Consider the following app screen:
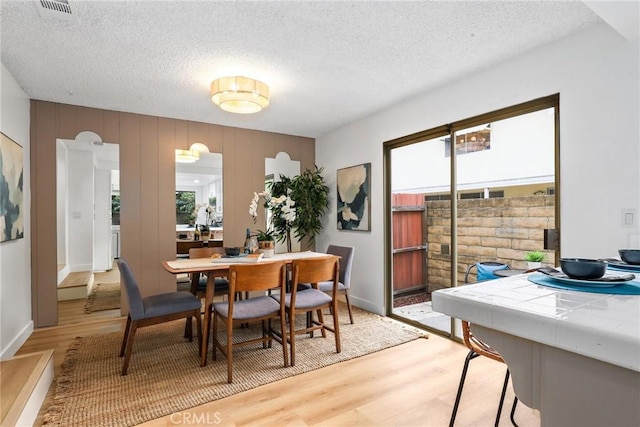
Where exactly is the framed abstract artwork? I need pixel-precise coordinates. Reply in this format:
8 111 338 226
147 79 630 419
337 162 371 231
0 132 24 242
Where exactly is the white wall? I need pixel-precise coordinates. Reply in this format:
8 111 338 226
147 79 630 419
316 23 640 314
67 150 94 272
56 142 68 267
93 168 112 271
0 63 32 358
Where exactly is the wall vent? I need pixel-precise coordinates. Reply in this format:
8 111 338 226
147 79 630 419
35 0 77 22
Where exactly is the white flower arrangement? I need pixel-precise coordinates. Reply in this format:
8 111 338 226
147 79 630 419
193 203 215 226
249 191 296 224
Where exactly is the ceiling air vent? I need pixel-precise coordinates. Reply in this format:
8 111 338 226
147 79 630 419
35 0 77 22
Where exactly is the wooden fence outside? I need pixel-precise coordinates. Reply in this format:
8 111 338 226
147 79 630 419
392 194 555 295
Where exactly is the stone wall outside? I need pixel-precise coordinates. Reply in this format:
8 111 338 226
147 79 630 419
426 195 555 292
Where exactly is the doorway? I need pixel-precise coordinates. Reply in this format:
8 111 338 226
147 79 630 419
385 95 560 338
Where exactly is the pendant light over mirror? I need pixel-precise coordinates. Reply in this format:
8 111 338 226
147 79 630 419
175 142 210 164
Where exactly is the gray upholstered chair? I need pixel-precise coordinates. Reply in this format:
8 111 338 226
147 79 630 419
273 255 341 366
212 260 288 383
117 259 202 376
298 245 355 323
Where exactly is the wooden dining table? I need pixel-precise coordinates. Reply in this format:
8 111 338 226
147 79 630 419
162 251 333 367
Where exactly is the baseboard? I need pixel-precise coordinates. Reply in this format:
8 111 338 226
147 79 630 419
57 265 70 286
70 264 93 273
350 295 384 316
0 321 33 360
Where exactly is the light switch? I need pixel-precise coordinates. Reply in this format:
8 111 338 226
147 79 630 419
622 209 636 227
625 212 634 225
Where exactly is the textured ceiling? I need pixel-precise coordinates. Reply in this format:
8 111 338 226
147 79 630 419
0 1 610 138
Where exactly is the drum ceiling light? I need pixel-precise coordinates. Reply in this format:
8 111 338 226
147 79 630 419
210 76 270 114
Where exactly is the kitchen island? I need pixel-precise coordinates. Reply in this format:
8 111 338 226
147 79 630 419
432 273 640 427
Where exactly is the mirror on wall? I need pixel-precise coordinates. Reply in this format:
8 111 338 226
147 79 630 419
56 134 119 290
265 151 300 253
176 152 223 244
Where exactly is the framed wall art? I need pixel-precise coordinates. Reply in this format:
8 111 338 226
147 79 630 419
337 162 371 231
1 132 24 243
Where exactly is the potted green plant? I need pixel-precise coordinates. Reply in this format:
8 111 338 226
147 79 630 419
256 229 276 248
255 229 276 257
270 166 329 248
525 250 546 269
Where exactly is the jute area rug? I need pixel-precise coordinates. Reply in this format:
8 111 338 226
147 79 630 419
43 304 427 427
84 281 191 313
84 282 121 313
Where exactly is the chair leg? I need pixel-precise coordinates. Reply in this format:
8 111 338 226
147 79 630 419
510 396 519 427
262 319 269 349
289 308 297 367
186 316 194 342
226 316 234 384
279 314 289 368
204 303 213 364
194 309 202 348
332 301 341 353
306 311 313 336
120 315 132 357
449 350 480 427
316 308 327 338
494 369 510 427
344 290 354 324
121 319 139 376
183 318 191 339
212 312 219 361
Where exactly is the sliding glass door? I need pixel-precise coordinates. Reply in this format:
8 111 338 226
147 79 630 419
385 95 559 339
387 130 453 335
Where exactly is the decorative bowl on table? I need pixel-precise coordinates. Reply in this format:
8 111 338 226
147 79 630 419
618 249 640 265
559 258 607 279
224 247 241 257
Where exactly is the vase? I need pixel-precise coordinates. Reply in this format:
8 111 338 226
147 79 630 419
527 261 542 270
259 240 275 250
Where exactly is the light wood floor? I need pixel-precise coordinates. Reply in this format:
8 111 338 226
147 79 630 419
16 297 540 427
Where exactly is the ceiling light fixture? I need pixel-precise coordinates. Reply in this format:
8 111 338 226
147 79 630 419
175 142 210 164
175 148 199 163
210 76 270 114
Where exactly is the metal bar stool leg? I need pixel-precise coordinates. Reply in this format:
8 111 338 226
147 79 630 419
449 350 480 427
494 369 510 427
510 396 519 427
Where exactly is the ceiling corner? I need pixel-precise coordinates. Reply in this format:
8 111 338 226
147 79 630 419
582 1 640 40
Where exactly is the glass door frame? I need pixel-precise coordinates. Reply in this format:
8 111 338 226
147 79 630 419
383 94 560 340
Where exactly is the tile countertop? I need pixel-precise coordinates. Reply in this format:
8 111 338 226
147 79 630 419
431 274 640 372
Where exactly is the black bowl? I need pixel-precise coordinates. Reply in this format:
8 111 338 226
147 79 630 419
560 258 607 279
619 249 640 265
224 247 241 257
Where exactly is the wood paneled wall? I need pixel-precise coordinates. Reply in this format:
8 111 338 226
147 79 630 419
30 101 315 327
